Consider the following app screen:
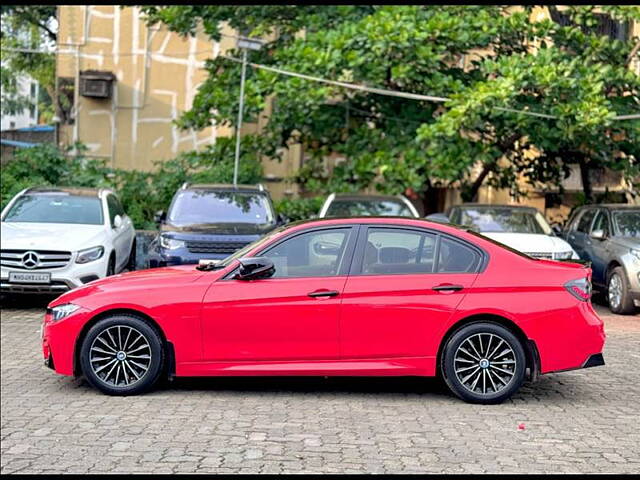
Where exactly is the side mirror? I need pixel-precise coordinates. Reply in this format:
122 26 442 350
590 229 606 240
235 257 275 280
425 213 450 224
154 210 166 225
113 215 123 229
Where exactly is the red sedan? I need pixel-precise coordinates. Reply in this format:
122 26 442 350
42 217 605 404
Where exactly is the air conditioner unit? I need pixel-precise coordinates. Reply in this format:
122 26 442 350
79 70 116 99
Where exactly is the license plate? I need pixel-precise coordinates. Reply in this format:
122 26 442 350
9 272 51 284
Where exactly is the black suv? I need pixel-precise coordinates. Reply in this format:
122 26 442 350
148 183 285 267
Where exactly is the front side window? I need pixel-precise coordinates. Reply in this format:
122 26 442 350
263 228 351 278
450 207 550 234
2 194 103 225
168 191 274 227
576 209 596 233
591 210 610 236
326 199 414 218
612 210 640 237
106 194 123 227
362 228 436 274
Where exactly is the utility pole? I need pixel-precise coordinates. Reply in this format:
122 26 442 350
233 36 263 187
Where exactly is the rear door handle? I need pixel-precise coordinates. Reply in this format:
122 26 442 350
308 290 339 298
432 284 464 292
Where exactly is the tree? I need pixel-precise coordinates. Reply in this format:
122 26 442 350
1 6 57 122
141 6 640 211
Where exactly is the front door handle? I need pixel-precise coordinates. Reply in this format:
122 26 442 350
308 290 339 298
432 284 464 292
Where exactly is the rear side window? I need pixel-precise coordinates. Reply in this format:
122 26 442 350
576 209 596 233
437 237 481 273
362 228 436 274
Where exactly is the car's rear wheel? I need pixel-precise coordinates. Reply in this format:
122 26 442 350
441 322 526 404
80 315 164 395
607 266 635 315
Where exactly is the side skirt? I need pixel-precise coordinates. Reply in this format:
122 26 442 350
175 357 437 377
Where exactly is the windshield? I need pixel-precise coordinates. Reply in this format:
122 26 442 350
326 198 414 217
450 207 551 234
168 191 275 227
612 210 640 237
2 194 103 225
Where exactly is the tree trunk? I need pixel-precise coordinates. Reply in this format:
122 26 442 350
578 156 593 202
462 162 495 202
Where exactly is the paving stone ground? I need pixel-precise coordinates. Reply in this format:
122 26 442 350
1 295 638 474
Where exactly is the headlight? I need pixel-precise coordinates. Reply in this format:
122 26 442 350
159 235 185 250
554 251 574 260
50 304 80 321
76 246 105 264
631 249 640 262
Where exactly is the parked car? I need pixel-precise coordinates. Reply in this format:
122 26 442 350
1 187 135 295
42 216 604 403
443 204 578 261
318 193 420 218
148 183 284 268
563 204 640 314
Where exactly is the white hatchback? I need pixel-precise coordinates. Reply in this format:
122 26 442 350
1 187 136 295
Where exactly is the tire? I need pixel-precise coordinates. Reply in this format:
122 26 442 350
126 240 137 272
607 266 635 315
106 255 115 277
80 315 164 396
441 322 526 404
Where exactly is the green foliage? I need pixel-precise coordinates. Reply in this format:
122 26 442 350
274 196 325 222
1 141 264 230
141 5 640 206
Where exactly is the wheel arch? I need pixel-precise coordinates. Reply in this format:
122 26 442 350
73 308 175 378
437 313 541 382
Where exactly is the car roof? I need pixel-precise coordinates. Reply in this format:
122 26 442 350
182 183 267 193
24 187 108 197
331 193 406 202
450 203 538 211
284 215 464 232
576 204 639 210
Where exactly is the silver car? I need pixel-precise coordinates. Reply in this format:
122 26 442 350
563 204 640 314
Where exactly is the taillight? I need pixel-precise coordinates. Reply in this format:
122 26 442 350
565 277 591 301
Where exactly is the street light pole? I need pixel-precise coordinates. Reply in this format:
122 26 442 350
233 36 263 188
233 48 248 188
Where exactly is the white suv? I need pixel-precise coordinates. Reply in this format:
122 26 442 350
1 187 136 295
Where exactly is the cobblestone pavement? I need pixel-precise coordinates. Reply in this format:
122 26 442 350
1 296 639 474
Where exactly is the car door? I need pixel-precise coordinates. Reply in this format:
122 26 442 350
106 194 131 270
200 226 357 362
340 226 483 360
567 208 596 259
589 209 611 287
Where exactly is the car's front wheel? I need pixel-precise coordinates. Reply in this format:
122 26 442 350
607 266 635 315
441 322 526 404
80 315 164 395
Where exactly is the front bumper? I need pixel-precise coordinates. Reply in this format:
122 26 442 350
1 256 108 295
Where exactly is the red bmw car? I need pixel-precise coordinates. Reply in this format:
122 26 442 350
42 217 605 404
